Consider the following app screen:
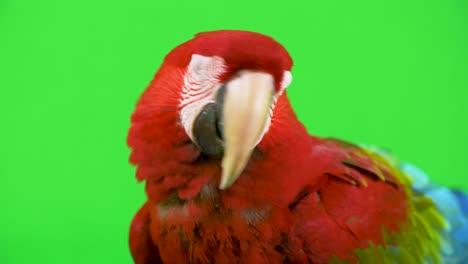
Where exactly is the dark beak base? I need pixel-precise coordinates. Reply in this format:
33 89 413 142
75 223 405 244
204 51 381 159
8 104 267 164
192 85 226 159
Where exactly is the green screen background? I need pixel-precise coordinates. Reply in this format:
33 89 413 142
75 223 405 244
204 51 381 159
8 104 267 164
2 0 467 263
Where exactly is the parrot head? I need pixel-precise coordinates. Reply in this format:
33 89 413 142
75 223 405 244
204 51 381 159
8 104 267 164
130 30 295 191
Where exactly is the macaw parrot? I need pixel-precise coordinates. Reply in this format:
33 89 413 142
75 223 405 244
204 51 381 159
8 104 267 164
127 30 468 263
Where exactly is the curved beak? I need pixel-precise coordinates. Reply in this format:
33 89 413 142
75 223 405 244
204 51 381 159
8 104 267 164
219 72 274 189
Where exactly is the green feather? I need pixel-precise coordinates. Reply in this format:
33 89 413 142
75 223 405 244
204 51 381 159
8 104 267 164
330 148 447 263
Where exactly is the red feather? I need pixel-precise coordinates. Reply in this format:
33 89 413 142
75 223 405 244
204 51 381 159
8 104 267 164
128 31 409 263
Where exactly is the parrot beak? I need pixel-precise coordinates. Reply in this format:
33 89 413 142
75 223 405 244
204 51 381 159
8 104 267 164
219 71 274 189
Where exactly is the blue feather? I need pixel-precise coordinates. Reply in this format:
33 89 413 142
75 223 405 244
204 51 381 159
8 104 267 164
401 163 468 263
360 145 468 261
454 191 468 217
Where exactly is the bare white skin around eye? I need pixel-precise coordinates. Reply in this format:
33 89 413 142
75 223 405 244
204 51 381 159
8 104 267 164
179 54 226 141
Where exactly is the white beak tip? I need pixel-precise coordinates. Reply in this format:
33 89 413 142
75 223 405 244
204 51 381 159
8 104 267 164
218 173 235 190
218 183 229 190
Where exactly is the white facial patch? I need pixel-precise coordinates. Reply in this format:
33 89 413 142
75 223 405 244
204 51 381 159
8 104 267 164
280 71 292 95
268 70 292 116
260 70 292 143
180 54 227 141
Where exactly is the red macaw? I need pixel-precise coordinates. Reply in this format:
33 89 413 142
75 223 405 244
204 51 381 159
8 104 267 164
127 30 467 263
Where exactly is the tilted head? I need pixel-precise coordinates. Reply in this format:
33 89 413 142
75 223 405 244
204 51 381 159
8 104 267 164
130 30 294 190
